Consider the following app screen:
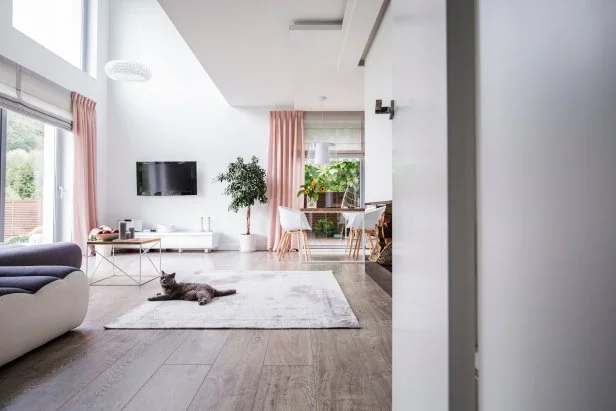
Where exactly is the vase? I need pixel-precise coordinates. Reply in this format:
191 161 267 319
307 197 317 208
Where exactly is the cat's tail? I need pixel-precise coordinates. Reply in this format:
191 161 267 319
214 288 236 297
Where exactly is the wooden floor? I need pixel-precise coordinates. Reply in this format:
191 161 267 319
0 251 391 411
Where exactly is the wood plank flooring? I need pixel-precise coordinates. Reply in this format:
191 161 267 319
0 251 391 410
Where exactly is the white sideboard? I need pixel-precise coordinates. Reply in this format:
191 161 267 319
134 231 218 252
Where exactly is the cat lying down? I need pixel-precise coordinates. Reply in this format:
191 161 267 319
148 271 236 305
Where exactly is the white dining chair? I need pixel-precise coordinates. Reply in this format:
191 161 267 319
277 206 312 261
347 206 386 259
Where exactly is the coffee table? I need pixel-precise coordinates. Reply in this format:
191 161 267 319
86 237 162 286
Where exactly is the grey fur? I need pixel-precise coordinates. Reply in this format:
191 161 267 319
148 271 236 305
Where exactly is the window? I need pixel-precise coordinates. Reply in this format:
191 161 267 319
0 109 73 244
304 112 365 208
12 0 89 71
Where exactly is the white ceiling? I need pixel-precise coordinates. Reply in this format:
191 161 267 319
157 0 384 110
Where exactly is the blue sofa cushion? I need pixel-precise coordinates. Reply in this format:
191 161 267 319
0 266 78 279
0 276 61 293
0 242 82 269
0 287 32 296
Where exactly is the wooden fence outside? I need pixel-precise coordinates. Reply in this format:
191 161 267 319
4 200 42 238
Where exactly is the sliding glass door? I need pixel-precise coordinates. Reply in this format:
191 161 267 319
0 108 72 244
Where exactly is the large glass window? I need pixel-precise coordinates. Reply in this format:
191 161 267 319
302 112 365 256
12 0 86 70
0 109 73 244
304 111 364 209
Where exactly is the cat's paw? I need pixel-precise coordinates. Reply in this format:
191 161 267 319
198 299 207 305
147 297 156 301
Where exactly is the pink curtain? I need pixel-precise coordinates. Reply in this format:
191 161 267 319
267 111 304 251
71 92 98 255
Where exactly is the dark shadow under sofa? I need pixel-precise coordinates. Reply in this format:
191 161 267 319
0 242 89 367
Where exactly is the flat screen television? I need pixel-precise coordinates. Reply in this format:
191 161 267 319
136 161 197 196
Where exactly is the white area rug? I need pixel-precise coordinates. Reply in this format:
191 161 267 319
105 270 360 329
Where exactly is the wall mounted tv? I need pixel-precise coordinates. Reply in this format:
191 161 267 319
136 161 197 196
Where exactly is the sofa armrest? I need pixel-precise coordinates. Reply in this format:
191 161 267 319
0 243 82 269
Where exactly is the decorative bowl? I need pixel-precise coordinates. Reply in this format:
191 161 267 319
96 233 119 241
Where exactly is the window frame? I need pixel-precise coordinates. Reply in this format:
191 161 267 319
0 109 7 237
80 0 89 73
12 0 92 73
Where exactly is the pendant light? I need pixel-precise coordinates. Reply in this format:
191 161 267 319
313 96 332 165
104 60 152 81
314 142 331 165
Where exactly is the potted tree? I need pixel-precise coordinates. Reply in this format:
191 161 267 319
215 156 268 252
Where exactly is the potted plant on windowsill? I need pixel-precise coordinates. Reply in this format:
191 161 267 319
215 156 268 252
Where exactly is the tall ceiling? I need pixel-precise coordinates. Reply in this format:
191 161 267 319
158 0 385 110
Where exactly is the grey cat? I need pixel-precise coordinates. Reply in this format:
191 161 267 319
148 271 236 305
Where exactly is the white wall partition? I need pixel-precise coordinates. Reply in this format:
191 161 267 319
364 7 392 203
391 0 450 409
478 1 616 410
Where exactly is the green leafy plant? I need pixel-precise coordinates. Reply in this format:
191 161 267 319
215 156 268 235
6 233 30 244
297 178 325 202
314 218 336 238
304 160 360 193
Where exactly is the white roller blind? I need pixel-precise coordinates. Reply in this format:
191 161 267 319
304 111 363 155
0 55 73 130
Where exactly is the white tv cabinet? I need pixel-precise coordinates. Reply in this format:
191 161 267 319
134 231 218 253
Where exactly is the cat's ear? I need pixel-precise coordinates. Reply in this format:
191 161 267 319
169 273 176 278
161 270 166 276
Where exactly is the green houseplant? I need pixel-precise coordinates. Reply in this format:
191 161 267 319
215 156 267 252
314 218 336 238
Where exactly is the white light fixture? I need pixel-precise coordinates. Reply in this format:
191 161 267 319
314 142 332 165
313 96 333 165
104 60 152 81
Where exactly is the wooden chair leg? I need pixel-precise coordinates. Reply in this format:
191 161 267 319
277 231 286 260
302 230 311 260
347 229 353 256
280 231 291 260
299 230 307 261
366 231 374 250
278 232 286 260
354 229 362 259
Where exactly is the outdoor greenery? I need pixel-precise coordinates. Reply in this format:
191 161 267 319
215 156 268 235
305 160 360 193
313 218 337 238
3 113 44 243
5 114 44 201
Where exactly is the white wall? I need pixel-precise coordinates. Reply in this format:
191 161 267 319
478 1 616 410
105 0 270 250
392 0 450 409
0 0 109 229
364 7 392 203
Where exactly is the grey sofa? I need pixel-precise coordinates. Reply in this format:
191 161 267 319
0 242 89 366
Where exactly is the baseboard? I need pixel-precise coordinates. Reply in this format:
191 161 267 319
215 244 269 252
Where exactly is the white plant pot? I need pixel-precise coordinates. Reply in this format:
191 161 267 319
95 244 112 257
239 234 257 252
